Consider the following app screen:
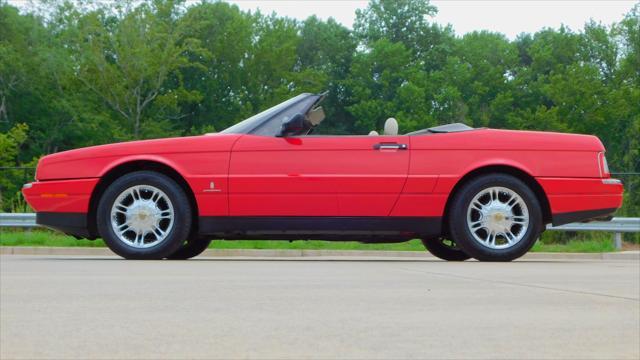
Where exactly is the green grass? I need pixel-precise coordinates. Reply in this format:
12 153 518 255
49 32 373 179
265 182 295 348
0 231 107 247
0 229 626 253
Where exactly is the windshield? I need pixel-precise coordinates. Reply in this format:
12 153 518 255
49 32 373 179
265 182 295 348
220 94 313 135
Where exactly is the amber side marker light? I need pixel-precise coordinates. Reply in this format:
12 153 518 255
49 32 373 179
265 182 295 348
41 193 68 198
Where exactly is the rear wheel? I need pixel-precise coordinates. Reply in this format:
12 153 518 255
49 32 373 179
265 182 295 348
97 171 192 260
422 238 470 261
448 173 543 262
167 237 212 260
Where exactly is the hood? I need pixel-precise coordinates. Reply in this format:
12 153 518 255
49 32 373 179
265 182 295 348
36 134 240 181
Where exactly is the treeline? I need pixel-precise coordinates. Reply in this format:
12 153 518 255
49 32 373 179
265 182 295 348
0 0 638 215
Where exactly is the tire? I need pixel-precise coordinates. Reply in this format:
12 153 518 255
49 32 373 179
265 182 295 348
97 171 192 260
422 238 471 261
447 173 543 262
167 237 212 260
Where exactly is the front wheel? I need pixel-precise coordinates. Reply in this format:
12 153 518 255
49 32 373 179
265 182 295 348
422 238 470 261
448 174 543 262
97 171 192 260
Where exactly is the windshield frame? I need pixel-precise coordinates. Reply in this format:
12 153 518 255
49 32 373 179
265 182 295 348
220 93 321 135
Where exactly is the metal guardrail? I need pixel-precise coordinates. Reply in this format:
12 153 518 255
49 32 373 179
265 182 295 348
547 218 640 249
547 218 640 232
0 213 37 228
1 213 639 249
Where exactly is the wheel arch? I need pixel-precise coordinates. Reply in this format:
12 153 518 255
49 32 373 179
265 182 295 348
442 165 552 236
87 160 199 239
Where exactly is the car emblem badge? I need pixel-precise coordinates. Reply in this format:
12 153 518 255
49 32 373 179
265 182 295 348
203 181 221 193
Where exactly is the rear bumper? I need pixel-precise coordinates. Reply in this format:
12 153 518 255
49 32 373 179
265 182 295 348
537 177 624 226
551 208 618 226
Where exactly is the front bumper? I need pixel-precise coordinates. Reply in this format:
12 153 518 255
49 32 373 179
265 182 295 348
36 212 92 239
22 178 99 213
22 178 99 239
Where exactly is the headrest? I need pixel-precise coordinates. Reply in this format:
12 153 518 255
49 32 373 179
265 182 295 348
384 118 398 135
368 130 379 136
307 106 325 126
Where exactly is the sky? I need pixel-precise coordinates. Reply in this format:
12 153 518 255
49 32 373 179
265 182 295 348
225 0 637 39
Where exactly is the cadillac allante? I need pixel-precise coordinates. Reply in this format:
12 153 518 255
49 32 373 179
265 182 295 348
22 93 624 261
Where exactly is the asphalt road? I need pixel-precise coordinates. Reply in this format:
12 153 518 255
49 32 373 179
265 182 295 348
1 255 639 359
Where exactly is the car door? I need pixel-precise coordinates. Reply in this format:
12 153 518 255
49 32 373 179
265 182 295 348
228 135 410 216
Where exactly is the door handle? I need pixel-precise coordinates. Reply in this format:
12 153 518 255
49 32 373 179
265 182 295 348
373 143 408 150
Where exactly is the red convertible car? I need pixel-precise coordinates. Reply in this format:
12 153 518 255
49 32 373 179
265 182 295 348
22 93 623 261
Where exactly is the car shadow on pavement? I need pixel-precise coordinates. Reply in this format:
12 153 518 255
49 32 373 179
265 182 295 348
23 256 584 264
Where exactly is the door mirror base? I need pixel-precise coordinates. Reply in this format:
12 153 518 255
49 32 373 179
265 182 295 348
277 113 307 137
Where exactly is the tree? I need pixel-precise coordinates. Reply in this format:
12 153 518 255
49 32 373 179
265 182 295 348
354 0 437 50
346 39 429 133
580 20 619 82
243 13 303 110
297 16 357 134
353 0 455 71
616 3 640 87
0 123 29 210
428 31 518 127
0 0 638 221
0 4 39 123
178 1 254 133
58 0 202 139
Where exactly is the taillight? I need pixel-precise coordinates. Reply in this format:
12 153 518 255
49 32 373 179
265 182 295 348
598 152 610 178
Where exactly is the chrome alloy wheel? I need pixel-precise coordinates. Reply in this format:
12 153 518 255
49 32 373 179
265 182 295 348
110 185 174 248
466 186 529 250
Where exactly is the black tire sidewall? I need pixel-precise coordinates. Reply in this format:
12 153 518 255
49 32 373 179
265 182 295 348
97 171 192 260
422 238 471 261
448 174 543 262
166 237 212 260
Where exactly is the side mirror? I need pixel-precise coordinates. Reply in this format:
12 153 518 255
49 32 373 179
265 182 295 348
278 113 306 137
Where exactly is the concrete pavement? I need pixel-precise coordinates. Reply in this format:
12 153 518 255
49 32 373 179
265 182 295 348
2 246 639 260
1 255 639 359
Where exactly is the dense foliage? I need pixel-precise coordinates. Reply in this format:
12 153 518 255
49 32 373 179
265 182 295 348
1 0 638 217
